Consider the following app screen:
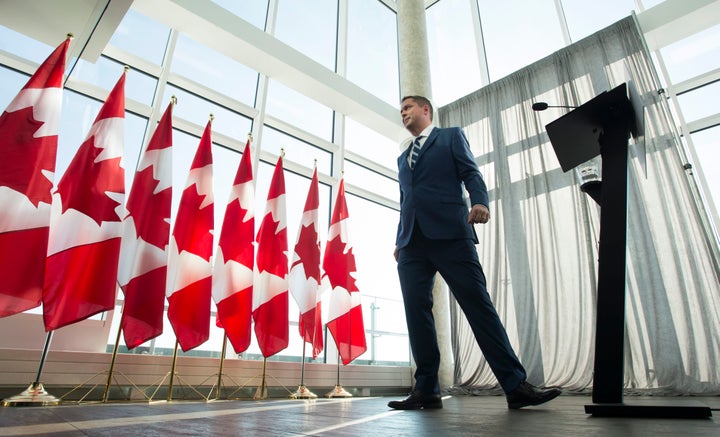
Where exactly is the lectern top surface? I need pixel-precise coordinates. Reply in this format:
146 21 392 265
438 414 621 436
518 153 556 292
545 83 634 172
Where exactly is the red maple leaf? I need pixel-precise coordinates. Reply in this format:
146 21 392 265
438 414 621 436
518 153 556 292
125 166 171 249
323 234 358 292
172 185 213 260
292 223 320 282
218 201 254 266
56 138 124 225
0 107 57 206
256 213 288 276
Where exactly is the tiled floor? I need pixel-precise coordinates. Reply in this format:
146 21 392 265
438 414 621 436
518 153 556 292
1 394 718 436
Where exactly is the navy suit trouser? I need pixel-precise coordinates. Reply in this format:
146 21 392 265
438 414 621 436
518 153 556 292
397 225 526 395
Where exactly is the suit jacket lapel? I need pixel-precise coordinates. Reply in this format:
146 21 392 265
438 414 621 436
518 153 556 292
415 127 438 167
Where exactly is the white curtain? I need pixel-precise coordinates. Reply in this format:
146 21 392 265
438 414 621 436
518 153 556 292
438 16 720 395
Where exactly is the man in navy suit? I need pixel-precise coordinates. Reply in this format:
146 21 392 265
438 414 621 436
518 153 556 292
388 95 561 410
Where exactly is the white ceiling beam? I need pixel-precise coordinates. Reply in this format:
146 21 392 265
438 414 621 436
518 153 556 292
0 0 132 62
637 0 720 49
132 0 406 142
671 67 720 95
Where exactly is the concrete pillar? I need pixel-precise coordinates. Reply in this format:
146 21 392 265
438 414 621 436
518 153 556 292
397 0 431 98
396 0 454 391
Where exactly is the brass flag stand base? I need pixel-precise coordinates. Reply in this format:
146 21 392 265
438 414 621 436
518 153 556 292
2 382 61 407
289 343 317 399
2 332 61 407
325 358 352 398
325 384 352 398
289 384 317 399
250 357 295 400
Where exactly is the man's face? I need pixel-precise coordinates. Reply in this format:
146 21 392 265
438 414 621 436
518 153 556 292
400 98 426 133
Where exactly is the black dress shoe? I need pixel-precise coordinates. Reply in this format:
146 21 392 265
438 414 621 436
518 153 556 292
506 381 561 409
388 391 443 410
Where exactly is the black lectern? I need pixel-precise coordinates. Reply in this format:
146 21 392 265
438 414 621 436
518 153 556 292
545 83 711 418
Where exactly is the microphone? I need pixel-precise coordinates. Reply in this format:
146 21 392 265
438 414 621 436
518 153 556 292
531 102 578 111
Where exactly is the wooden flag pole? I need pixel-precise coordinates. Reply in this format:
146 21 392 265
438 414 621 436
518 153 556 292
1 331 61 406
289 342 317 399
325 353 352 398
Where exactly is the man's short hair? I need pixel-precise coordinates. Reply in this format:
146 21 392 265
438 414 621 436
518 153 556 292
401 95 434 120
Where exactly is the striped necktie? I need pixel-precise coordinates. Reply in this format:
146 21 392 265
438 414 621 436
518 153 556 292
409 136 422 169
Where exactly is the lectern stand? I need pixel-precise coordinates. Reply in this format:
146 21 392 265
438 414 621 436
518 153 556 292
545 83 711 418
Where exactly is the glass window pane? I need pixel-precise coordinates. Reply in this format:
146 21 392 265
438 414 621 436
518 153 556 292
372 333 410 365
691 126 720 214
163 84 253 141
0 65 29 110
172 33 259 107
110 8 170 65
347 0 399 105
70 56 158 106
212 0 269 30
265 79 334 142
261 126 332 175
372 297 408 335
342 194 405 364
676 81 720 123
427 0 484 106
345 117 403 171
660 23 720 83
477 0 565 82
561 0 636 42
344 160 398 202
274 0 338 70
345 193 401 304
0 25 55 64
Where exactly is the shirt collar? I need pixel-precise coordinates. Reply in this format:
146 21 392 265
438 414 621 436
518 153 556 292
417 124 435 140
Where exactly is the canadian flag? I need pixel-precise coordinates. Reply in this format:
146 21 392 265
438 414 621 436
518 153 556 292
43 70 126 331
117 101 174 349
0 37 70 318
288 167 323 359
253 155 289 358
323 178 367 365
166 120 214 352
212 138 255 353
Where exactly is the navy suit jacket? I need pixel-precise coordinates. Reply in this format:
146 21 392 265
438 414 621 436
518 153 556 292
396 126 489 249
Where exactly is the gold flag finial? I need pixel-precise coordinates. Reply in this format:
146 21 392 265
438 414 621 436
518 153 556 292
209 113 215 122
247 132 253 143
66 33 74 40
171 95 177 106
280 148 285 158
123 65 130 73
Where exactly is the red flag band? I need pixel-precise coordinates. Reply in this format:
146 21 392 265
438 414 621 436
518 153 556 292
253 155 289 358
213 139 255 353
43 70 126 331
166 120 214 352
323 178 367 365
0 37 70 318
118 101 174 349
289 167 323 359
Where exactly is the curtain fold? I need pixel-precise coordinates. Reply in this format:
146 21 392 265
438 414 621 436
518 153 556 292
439 15 720 395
